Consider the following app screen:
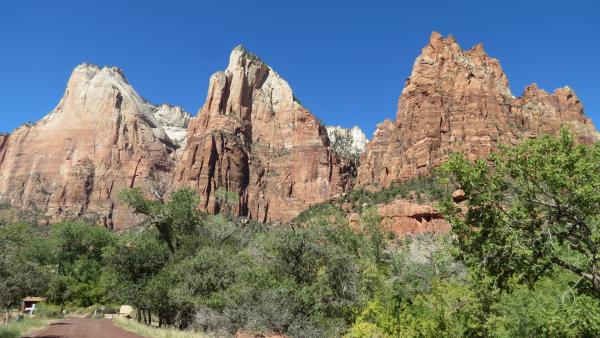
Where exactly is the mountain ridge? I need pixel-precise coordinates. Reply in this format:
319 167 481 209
0 32 597 229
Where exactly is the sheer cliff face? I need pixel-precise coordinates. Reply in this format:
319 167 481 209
174 47 353 222
0 64 190 230
358 32 599 187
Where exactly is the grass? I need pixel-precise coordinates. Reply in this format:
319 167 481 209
0 317 50 338
113 316 211 338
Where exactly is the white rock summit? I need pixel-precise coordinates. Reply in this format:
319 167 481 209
0 63 190 229
326 125 368 160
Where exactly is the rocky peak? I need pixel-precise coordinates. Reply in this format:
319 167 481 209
426 31 459 53
201 46 304 151
41 63 191 149
174 46 353 222
513 83 599 143
0 63 189 229
358 32 599 188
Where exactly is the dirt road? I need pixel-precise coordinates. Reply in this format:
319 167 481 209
24 319 145 338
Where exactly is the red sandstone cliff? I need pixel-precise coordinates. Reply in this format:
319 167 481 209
357 32 599 188
0 64 190 230
173 46 353 222
1 35 598 229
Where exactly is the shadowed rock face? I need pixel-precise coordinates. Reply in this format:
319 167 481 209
0 134 9 165
0 64 190 230
173 46 354 222
358 32 599 188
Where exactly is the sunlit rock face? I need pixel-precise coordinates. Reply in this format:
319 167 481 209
0 64 190 230
2 34 598 229
358 32 599 188
326 125 368 160
173 46 354 222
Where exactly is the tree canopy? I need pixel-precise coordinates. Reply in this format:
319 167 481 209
439 128 600 294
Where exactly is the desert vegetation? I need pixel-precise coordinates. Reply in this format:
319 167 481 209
1 130 599 337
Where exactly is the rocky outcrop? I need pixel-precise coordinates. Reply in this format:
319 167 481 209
377 199 449 236
173 46 353 222
0 64 190 230
326 125 368 161
358 32 599 188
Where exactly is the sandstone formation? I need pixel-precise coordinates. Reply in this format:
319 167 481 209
326 125 368 160
377 199 449 236
2 34 599 230
173 46 353 222
0 64 190 230
358 32 599 188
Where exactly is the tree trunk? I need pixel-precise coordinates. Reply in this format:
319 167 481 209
4 307 9 325
136 308 142 323
148 311 152 325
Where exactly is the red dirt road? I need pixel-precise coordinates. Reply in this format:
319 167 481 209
24 319 145 338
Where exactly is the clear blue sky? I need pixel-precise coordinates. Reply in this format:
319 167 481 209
1 0 599 136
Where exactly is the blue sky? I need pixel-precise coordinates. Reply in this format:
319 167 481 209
1 0 599 136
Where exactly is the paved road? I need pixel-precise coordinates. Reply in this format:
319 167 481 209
24 319 145 338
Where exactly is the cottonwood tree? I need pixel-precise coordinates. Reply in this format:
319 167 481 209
102 234 171 323
439 129 600 294
120 188 202 253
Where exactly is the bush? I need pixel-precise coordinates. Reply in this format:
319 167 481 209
34 303 62 318
340 176 446 212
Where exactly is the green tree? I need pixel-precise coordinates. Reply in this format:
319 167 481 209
360 207 385 264
215 187 240 218
47 222 116 307
120 188 202 253
486 272 600 337
439 128 600 294
0 223 48 323
102 233 171 322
